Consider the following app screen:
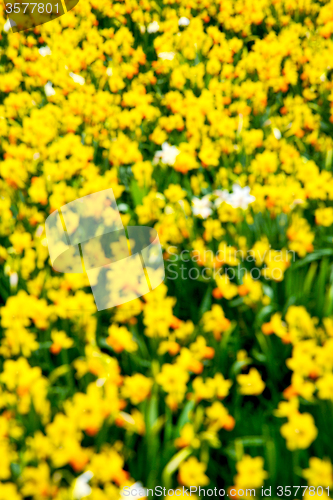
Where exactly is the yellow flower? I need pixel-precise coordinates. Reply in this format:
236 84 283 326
89 446 129 485
315 207 333 227
156 363 189 393
206 401 235 432
235 455 268 489
262 312 288 339
1 357 50 420
0 327 39 358
50 330 74 355
203 219 225 242
280 412 318 450
274 398 299 418
303 492 330 500
158 339 180 356
303 457 333 487
116 409 146 435
64 382 119 437
202 304 231 341
214 373 233 399
106 324 138 354
285 306 316 342
9 231 32 254
164 184 187 203
249 238 270 266
132 161 153 187
178 457 209 487
317 374 333 400
287 215 314 257
0 483 22 500
262 249 290 282
21 463 58 500
0 441 17 480
122 374 153 404
237 368 265 396
191 376 216 402
175 423 200 448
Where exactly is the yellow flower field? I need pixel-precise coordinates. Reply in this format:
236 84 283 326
1 0 333 497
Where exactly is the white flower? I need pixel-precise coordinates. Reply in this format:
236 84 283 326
191 195 213 219
290 198 305 209
69 72 85 85
39 46 52 57
117 203 129 212
33 152 40 160
10 273 18 288
158 52 175 60
153 142 180 166
4 18 16 32
147 21 159 33
120 482 147 500
44 82 56 97
72 471 93 499
178 199 185 209
106 67 113 76
178 17 190 26
227 184 255 210
164 205 175 214
213 189 230 208
118 411 136 426
96 378 106 387
35 225 44 238
273 128 281 140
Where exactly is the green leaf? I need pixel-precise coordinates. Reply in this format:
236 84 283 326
230 359 252 376
324 283 333 316
235 435 265 446
176 400 195 434
303 261 318 296
49 364 71 385
255 305 276 327
198 285 212 317
161 447 192 489
291 249 333 269
147 394 159 431
130 178 148 206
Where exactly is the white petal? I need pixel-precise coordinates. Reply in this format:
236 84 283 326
147 21 159 33
273 128 281 140
39 46 52 57
158 52 175 60
178 17 190 26
4 18 16 32
10 273 18 287
69 72 85 85
44 82 56 97
72 471 93 499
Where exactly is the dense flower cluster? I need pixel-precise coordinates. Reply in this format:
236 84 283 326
1 0 333 496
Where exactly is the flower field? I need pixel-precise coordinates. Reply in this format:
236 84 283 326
2 0 333 497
